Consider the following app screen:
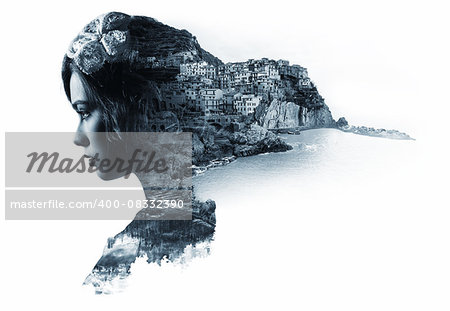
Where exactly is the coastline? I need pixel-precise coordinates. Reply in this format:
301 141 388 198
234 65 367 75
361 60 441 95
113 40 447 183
337 125 415 140
192 124 414 176
192 155 237 176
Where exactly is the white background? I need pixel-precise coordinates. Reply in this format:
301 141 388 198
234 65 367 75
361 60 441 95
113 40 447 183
0 0 449 310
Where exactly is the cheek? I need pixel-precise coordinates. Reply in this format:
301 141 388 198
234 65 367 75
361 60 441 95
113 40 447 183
86 132 109 159
86 110 106 132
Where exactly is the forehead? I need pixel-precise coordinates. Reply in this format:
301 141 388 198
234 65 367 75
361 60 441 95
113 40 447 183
69 72 88 104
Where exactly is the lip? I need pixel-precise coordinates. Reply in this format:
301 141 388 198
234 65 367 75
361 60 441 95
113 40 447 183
84 154 96 167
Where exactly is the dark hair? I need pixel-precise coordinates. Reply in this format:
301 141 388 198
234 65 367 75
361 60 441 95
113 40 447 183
61 13 192 133
62 56 171 132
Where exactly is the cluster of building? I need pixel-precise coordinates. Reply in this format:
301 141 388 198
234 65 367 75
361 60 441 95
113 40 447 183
154 58 313 127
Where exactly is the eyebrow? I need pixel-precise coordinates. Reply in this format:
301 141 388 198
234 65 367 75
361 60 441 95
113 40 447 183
71 100 89 110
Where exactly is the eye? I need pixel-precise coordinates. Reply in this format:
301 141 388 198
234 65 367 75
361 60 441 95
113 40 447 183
78 111 91 120
72 101 94 121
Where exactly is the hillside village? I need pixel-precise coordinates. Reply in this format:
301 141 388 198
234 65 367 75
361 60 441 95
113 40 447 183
144 55 320 131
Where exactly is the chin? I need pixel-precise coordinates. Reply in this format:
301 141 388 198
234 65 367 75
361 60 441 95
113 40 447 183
96 171 125 181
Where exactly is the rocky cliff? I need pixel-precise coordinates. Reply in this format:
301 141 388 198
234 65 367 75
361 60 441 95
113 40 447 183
191 123 292 165
128 15 223 67
254 76 335 129
256 99 335 129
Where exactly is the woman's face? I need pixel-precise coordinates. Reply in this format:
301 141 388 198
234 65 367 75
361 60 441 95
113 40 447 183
70 71 127 180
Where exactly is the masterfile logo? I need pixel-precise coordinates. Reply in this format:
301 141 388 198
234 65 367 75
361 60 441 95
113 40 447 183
5 132 193 220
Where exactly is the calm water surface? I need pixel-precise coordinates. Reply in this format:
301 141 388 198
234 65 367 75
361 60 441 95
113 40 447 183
193 128 416 205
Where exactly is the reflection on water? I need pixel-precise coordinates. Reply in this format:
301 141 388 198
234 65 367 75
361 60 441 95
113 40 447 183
83 199 216 294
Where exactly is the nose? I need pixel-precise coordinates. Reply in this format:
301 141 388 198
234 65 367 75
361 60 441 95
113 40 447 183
73 125 90 147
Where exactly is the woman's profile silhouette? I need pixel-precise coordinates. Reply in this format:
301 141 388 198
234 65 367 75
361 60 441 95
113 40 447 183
62 12 217 294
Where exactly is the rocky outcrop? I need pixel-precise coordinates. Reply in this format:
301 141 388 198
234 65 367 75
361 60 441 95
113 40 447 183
336 117 349 127
191 126 233 165
336 117 414 140
230 124 292 157
191 124 292 165
339 125 414 140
